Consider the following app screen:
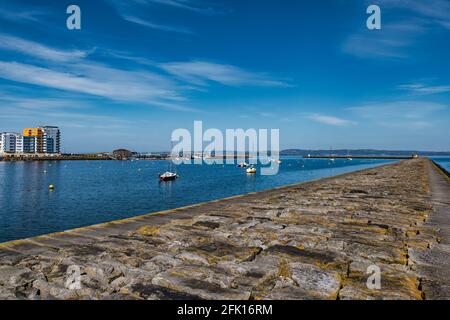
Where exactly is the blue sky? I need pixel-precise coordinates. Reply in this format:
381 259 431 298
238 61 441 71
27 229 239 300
0 0 449 152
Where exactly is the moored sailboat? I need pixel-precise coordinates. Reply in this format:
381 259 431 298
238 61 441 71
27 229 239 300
159 143 179 181
159 171 178 181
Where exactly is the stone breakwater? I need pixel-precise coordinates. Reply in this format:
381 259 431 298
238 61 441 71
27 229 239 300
0 158 449 300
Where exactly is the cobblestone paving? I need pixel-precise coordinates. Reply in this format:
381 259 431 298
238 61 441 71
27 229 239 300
0 159 447 300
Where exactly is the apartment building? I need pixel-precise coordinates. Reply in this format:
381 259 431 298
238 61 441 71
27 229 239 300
23 127 43 153
22 126 61 154
0 126 61 154
42 126 61 154
0 132 23 154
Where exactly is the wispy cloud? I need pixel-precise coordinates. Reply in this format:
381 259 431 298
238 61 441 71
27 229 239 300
397 83 450 95
259 112 274 117
0 61 191 110
102 50 156 66
0 34 89 62
0 94 89 111
122 15 194 34
0 7 44 23
342 21 426 59
377 0 450 29
0 34 290 112
0 104 132 130
105 0 196 34
348 101 446 129
0 92 164 132
146 0 221 15
345 0 450 59
0 34 190 110
349 101 447 119
307 114 355 126
159 60 291 87
378 120 433 129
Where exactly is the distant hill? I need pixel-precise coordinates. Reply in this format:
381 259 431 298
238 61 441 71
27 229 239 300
280 149 450 156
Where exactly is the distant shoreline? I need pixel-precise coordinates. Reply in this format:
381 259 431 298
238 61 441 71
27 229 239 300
281 149 450 156
304 155 418 159
0 154 168 162
0 154 421 162
1 149 449 162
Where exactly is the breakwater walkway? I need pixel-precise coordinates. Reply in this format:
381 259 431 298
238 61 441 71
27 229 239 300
0 158 449 300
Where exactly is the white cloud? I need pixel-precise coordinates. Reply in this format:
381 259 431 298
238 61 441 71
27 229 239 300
378 120 433 129
122 15 193 34
0 105 132 130
397 83 450 95
0 35 290 112
0 8 44 23
0 95 88 111
0 34 89 62
349 101 447 119
0 61 192 111
376 0 450 29
0 34 195 110
102 50 156 66
345 0 450 60
307 114 355 126
159 60 290 87
146 0 220 15
342 21 426 59
348 101 446 129
0 93 171 134
104 0 196 34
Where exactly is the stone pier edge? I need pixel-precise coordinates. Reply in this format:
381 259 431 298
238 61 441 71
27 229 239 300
431 160 450 180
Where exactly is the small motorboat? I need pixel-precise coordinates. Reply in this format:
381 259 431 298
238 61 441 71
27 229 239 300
237 162 249 167
246 167 257 174
159 171 178 181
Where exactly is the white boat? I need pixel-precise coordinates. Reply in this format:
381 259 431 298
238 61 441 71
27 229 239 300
246 167 257 174
160 142 179 181
346 150 352 161
237 162 249 167
159 171 178 181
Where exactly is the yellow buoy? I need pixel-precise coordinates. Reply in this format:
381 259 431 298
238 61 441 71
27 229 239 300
48 184 55 190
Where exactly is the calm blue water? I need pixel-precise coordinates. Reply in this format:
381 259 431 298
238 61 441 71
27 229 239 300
431 157 450 172
0 157 396 242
